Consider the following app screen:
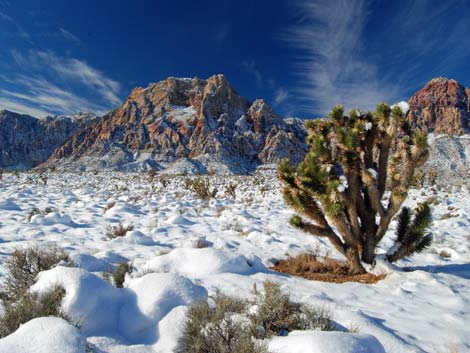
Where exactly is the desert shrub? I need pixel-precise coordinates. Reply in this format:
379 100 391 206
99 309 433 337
224 183 237 199
38 172 48 185
412 170 439 188
439 250 452 258
147 169 157 182
104 201 116 212
159 176 171 188
26 207 41 222
106 223 134 239
26 206 57 222
0 286 68 338
0 246 71 303
250 281 335 337
177 291 267 353
184 177 218 200
411 170 426 188
177 281 334 353
0 246 73 338
194 238 211 249
105 262 133 288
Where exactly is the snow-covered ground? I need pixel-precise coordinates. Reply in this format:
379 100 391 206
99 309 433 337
0 170 469 353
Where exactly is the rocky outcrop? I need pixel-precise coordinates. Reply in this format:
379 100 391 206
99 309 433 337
48 75 308 171
422 135 470 185
408 77 470 135
0 111 97 169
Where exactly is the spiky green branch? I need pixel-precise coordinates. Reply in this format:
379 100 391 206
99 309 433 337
279 103 431 274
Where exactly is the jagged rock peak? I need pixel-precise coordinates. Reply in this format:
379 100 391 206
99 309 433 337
408 77 470 135
0 110 96 169
46 74 308 171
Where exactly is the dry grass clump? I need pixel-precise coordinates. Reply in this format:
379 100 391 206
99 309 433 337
147 169 157 182
104 262 133 288
194 239 211 249
251 280 335 336
106 223 134 239
224 183 237 199
26 206 57 222
0 246 73 338
184 177 218 200
177 291 268 353
177 281 335 353
104 201 116 212
0 286 68 338
0 246 71 302
272 253 385 284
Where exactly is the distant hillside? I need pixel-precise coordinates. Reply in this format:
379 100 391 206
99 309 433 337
0 110 97 169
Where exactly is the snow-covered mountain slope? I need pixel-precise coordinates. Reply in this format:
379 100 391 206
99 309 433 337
0 110 97 169
423 134 470 185
44 75 308 172
0 170 468 352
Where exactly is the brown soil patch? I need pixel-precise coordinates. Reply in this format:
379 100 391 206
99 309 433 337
272 253 386 284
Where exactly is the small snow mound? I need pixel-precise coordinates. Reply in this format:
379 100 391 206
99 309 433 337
0 198 21 211
94 250 128 264
71 254 111 272
112 230 155 246
30 212 74 226
0 317 86 353
30 266 122 336
119 273 207 340
164 214 195 226
268 331 386 353
391 101 410 115
139 248 265 279
29 266 206 345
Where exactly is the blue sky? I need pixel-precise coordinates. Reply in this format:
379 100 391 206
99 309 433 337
0 0 469 118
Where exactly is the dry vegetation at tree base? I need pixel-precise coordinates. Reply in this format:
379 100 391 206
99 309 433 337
272 253 385 284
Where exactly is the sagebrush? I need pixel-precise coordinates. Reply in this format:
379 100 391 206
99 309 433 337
177 281 334 353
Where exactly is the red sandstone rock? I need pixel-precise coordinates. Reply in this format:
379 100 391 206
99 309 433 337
408 77 470 135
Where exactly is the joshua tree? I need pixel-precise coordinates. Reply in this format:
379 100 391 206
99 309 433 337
279 103 431 274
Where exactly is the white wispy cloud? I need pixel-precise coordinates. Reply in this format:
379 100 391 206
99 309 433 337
284 0 401 115
0 97 51 118
285 0 470 116
241 59 263 86
0 50 122 117
274 87 289 105
33 51 122 106
58 27 82 44
0 10 12 21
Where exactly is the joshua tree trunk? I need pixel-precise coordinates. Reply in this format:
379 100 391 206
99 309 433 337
279 103 430 273
362 236 376 265
347 249 366 275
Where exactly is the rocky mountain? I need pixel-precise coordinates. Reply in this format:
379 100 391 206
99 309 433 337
422 135 470 185
46 74 308 172
408 77 470 135
0 111 97 169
